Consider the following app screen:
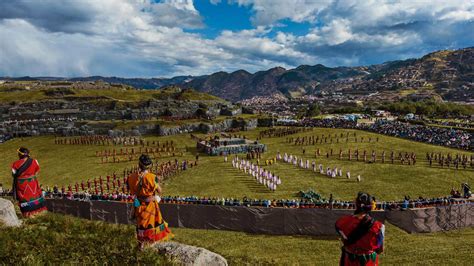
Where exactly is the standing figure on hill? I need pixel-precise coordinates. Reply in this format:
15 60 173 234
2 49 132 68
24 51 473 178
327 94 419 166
11 147 47 217
127 154 173 249
335 192 384 266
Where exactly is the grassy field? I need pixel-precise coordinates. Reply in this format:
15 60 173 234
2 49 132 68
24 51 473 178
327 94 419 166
175 223 474 265
0 128 473 264
1 212 472 265
0 127 471 201
0 212 169 264
0 84 223 103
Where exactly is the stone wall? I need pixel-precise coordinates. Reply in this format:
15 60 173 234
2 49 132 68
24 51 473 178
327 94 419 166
157 118 258 136
0 99 241 138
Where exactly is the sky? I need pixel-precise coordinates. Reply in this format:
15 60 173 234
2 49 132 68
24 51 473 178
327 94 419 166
0 0 473 78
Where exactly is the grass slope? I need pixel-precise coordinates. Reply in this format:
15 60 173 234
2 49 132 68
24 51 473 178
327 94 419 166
0 128 472 201
0 213 168 264
0 85 223 103
1 212 472 265
0 127 472 264
174 224 474 265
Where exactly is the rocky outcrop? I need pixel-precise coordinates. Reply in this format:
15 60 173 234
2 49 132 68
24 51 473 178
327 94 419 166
244 118 258 130
257 118 274 127
153 241 227 266
157 123 202 136
156 118 259 136
0 198 22 227
199 119 233 133
0 82 233 139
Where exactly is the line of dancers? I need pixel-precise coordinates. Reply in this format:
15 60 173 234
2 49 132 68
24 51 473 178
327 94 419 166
277 152 361 182
231 157 282 191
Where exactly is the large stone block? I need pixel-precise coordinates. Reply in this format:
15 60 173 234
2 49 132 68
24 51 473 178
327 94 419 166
0 198 22 227
153 241 228 266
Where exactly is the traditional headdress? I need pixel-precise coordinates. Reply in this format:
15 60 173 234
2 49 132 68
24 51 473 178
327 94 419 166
355 192 373 214
17 147 30 158
138 154 152 170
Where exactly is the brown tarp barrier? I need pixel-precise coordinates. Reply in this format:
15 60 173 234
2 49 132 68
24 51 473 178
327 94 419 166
44 199 472 236
89 200 133 225
385 204 474 233
46 198 91 218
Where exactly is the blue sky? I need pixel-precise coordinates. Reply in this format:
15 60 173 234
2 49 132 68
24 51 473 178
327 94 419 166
192 1 254 38
0 0 473 77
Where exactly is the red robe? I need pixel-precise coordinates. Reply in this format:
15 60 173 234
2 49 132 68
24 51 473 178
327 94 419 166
11 158 47 216
335 214 384 266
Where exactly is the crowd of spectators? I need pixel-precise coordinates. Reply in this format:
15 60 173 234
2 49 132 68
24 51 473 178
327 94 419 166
0 133 12 143
367 120 472 150
43 192 474 210
279 118 358 129
279 118 472 150
1 186 470 211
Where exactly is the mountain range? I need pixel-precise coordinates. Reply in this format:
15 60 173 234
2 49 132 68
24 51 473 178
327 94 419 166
3 47 473 102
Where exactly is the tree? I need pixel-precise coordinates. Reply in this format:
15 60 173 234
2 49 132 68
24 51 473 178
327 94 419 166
306 103 321 117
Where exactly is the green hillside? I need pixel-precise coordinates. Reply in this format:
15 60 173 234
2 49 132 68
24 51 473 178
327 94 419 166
0 127 472 201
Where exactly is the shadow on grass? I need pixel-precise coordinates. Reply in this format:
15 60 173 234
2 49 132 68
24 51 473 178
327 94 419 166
185 146 199 154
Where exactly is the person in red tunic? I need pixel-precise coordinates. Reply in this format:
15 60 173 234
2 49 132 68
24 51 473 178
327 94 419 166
11 147 47 217
335 192 384 266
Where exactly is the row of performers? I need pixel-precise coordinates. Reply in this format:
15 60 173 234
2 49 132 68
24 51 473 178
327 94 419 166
231 157 282 191
100 152 185 163
278 153 361 181
50 184 129 196
315 148 418 165
96 146 177 157
288 135 379 145
54 159 198 194
56 136 175 148
259 127 311 138
123 159 198 179
55 136 145 146
290 131 359 140
426 152 474 169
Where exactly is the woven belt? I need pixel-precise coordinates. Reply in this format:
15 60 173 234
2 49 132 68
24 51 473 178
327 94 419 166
17 175 37 184
138 196 155 203
342 248 377 265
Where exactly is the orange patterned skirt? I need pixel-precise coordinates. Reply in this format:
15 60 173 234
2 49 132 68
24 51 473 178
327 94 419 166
135 201 173 243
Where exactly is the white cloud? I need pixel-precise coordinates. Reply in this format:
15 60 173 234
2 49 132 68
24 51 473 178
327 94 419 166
234 0 474 28
0 0 473 77
148 0 204 29
0 0 318 77
309 19 353 45
215 27 315 67
0 1 210 77
439 10 474 22
232 0 332 26
0 19 107 76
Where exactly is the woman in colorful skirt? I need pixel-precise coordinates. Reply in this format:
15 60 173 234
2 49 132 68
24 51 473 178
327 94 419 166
128 154 173 249
11 147 47 217
335 192 384 266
